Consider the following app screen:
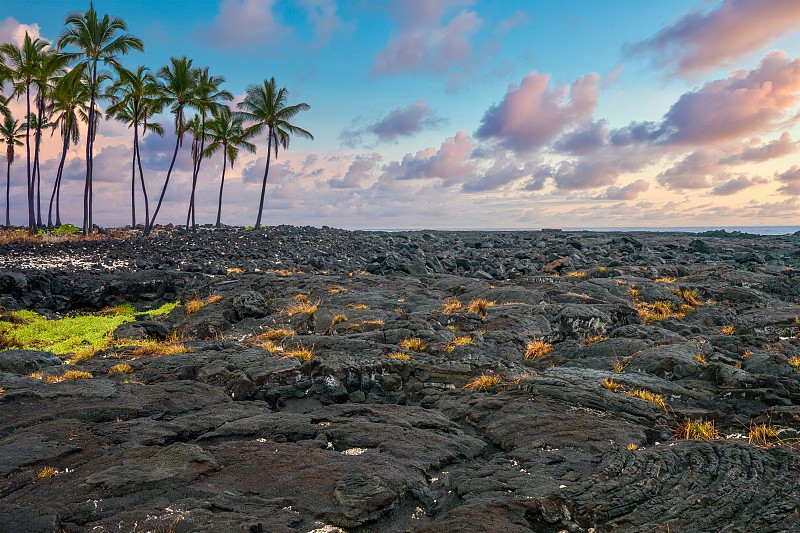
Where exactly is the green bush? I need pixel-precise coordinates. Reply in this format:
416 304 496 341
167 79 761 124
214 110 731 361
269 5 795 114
52 224 81 235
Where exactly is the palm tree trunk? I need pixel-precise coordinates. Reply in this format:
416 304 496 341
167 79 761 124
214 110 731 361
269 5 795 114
48 133 70 227
5 158 10 228
33 103 44 227
135 126 149 229
146 134 181 235
25 88 34 231
186 137 199 230
130 126 137 227
84 62 98 234
215 149 228 228
254 130 272 230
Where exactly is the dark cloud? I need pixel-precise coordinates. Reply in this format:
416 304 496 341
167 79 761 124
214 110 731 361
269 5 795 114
553 120 608 155
709 176 766 196
371 100 445 142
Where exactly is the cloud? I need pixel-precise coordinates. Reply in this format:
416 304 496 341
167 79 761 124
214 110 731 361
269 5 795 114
475 71 599 153
553 120 608 155
0 17 43 46
720 132 797 164
200 0 285 49
627 0 800 77
602 179 649 200
709 176 766 196
657 151 721 190
775 166 800 195
662 52 800 146
381 130 475 183
461 157 536 192
297 0 347 47
329 153 382 189
371 100 445 142
371 0 482 77
495 10 528 36
551 158 627 191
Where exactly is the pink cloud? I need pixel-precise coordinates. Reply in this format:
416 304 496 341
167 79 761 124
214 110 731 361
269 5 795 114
720 132 797 164
200 0 286 49
657 151 723 190
381 131 475 183
663 52 800 146
298 0 347 47
709 176 767 196
475 71 600 153
329 153 382 189
371 0 482 77
628 0 800 76
775 166 800 195
602 179 649 200
371 100 444 141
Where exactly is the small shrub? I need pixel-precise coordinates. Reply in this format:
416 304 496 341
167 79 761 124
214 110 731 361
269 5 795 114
675 419 719 440
720 324 736 335
285 299 320 317
442 298 464 313
464 374 500 392
525 340 552 360
400 337 428 352
108 363 133 375
601 377 622 392
32 466 57 481
445 335 474 353
52 223 81 235
749 422 778 447
467 299 495 317
284 345 314 362
627 389 667 410
387 351 412 361
184 297 205 316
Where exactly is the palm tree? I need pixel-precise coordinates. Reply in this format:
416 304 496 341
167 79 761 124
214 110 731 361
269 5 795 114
185 67 232 230
0 32 48 229
203 106 255 227
146 56 197 235
47 69 89 227
57 3 143 234
235 77 313 229
106 65 164 228
31 50 69 227
0 112 25 227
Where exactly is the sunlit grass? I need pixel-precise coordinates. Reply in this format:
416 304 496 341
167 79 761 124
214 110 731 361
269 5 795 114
601 377 622 392
108 363 133 375
524 340 552 360
467 299 496 317
387 351 412 361
400 337 428 352
627 388 667 410
464 374 500 392
675 420 719 440
445 335 475 353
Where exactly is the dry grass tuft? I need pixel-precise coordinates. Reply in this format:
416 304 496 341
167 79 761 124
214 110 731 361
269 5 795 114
676 288 703 306
122 341 191 358
226 267 245 275
108 363 133 375
601 377 622 392
675 419 719 440
347 303 369 310
467 298 496 317
292 294 311 304
32 466 57 482
328 287 345 295
524 340 552 360
742 350 753 360
285 299 320 317
45 370 92 383
442 298 464 313
749 422 779 447
694 354 708 365
627 389 667 410
268 269 299 277
445 335 475 353
564 271 587 278
789 355 800 371
283 346 314 362
464 374 500 392
184 297 205 316
0 387 6 395
205 294 222 305
400 337 428 352
636 300 682 323
387 351 412 361
253 328 294 341
655 276 677 283
720 324 736 335
626 443 639 451
583 335 607 345
612 358 628 372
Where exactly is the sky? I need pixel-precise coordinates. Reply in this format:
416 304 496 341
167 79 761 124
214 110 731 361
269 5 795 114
2 0 800 229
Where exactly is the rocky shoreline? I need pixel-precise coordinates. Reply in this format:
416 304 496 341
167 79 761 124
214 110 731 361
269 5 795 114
1 226 799 532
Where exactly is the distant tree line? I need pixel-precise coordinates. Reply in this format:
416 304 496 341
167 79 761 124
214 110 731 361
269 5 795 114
0 4 313 235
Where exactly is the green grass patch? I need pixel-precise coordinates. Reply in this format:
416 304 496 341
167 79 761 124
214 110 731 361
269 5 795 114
145 301 179 317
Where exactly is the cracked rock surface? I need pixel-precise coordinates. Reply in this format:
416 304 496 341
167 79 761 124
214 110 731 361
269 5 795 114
1 226 799 532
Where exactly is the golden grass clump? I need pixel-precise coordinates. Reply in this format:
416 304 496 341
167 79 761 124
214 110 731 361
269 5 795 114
582 335 607 345
676 288 703 306
347 303 370 310
742 350 753 360
655 276 677 283
627 389 667 410
464 374 500 392
720 324 736 335
32 466 57 482
122 341 191 358
45 370 93 383
612 358 628 372
387 351 412 361
268 269 297 277
442 298 464 313
400 337 428 352
184 297 205 316
285 299 320 317
467 298 496 317
283 346 314 362
564 271 587 278
0 387 6 395
226 267 245 275
749 422 779 447
254 328 294 341
601 377 622 392
675 419 719 440
328 287 344 295
694 354 708 365
626 443 639 451
205 294 222 305
445 335 475 353
636 300 678 323
524 340 552 360
292 294 311 304
789 355 800 371
108 363 133 375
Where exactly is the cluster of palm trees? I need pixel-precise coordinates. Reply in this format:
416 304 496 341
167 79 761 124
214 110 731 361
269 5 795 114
0 4 312 235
